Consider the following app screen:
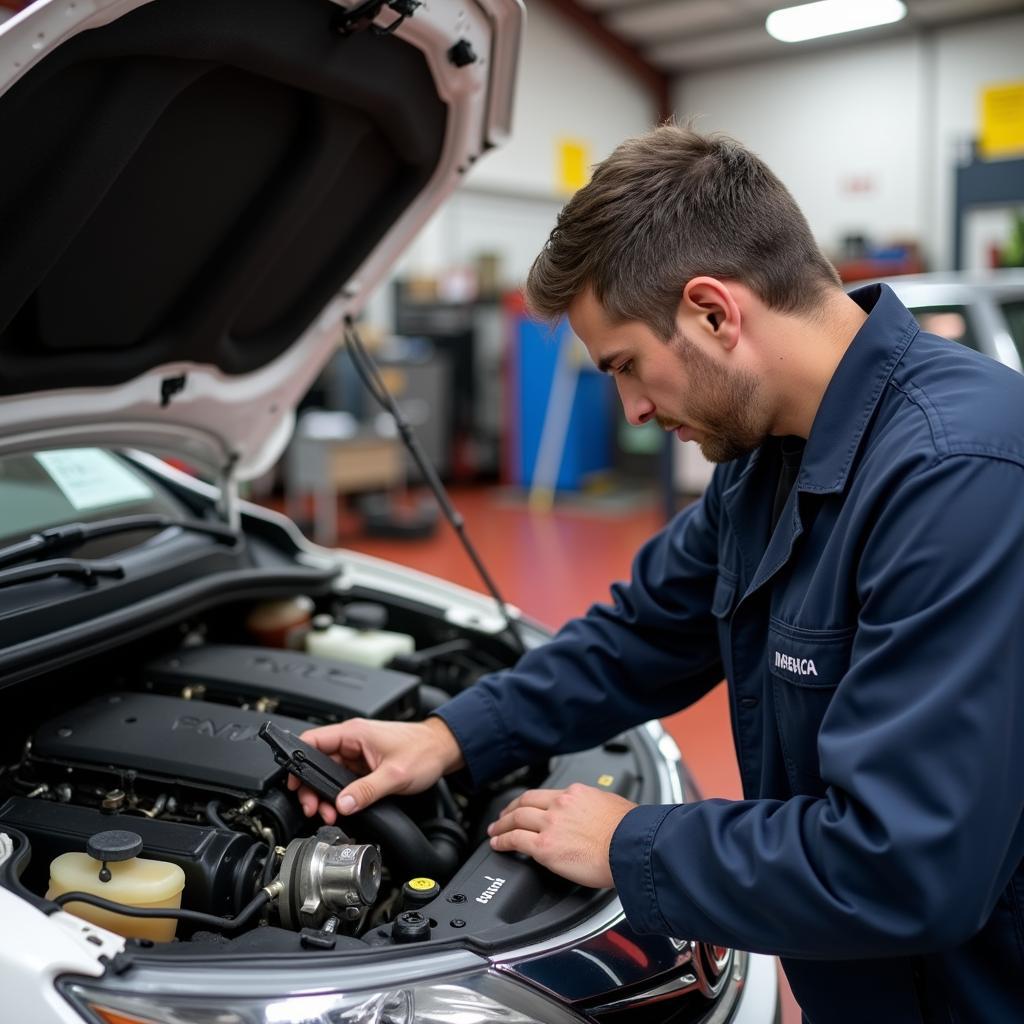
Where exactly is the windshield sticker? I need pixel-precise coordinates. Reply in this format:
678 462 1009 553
35 449 153 511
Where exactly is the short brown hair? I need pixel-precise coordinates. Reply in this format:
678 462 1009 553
526 123 841 339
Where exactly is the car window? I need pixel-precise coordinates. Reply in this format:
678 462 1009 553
0 448 186 545
909 305 980 351
1000 300 1024 361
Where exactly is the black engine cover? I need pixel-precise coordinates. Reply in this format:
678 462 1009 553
144 644 420 721
31 692 313 792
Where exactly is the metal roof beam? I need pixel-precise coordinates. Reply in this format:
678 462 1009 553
542 0 672 121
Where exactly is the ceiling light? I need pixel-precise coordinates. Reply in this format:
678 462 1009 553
766 0 907 43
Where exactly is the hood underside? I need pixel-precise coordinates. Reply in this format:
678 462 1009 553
0 0 522 476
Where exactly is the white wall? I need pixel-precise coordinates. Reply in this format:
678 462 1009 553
467 0 656 198
930 14 1024 268
364 0 658 329
673 12 1024 270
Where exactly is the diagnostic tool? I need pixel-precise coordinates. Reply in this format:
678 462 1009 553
257 721 357 805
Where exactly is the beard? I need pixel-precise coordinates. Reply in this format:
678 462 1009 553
665 331 767 463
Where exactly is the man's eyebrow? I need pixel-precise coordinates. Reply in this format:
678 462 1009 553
597 351 627 374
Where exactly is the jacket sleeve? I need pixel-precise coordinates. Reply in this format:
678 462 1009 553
433 470 726 789
611 453 1024 959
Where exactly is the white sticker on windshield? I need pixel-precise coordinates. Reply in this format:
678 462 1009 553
35 449 153 511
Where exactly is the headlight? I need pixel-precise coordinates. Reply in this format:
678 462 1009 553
63 969 585 1024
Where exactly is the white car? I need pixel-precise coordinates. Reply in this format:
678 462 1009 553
876 269 1024 371
0 2 779 1022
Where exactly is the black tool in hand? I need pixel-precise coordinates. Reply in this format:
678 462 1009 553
259 722 460 881
258 721 357 805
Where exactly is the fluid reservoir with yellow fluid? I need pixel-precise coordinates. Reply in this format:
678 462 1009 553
46 830 186 942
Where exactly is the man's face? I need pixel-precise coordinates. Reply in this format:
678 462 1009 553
568 289 770 464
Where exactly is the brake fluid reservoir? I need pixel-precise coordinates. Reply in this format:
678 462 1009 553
46 830 185 942
305 605 414 668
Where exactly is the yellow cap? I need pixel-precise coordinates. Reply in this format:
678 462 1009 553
408 877 437 891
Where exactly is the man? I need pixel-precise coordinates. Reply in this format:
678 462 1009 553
291 125 1024 1022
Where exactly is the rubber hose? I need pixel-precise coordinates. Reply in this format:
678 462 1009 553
356 800 459 882
54 888 271 933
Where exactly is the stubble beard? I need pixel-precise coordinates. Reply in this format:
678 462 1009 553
669 331 767 464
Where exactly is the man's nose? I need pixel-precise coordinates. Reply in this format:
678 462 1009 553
622 392 655 427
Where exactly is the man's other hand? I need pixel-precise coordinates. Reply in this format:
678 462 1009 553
287 716 464 823
487 784 637 888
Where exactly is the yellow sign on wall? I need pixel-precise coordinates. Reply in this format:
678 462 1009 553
980 82 1024 158
557 138 590 194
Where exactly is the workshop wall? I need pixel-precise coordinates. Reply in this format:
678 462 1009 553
673 11 1024 271
465 0 656 197
364 0 658 329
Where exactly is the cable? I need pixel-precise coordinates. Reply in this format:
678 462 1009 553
53 888 271 933
205 800 232 831
259 841 279 888
343 320 527 655
435 777 461 821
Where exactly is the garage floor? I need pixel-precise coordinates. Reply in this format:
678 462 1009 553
272 484 800 1023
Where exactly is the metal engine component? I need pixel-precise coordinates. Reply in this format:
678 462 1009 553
276 826 381 931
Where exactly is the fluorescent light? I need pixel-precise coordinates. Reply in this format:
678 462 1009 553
766 0 906 43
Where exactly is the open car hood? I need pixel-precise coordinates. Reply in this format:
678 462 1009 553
0 0 522 479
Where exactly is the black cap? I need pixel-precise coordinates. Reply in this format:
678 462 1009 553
87 830 143 862
87 830 143 882
343 602 388 632
392 910 431 943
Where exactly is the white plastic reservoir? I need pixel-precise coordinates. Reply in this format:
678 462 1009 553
305 608 414 668
47 850 186 942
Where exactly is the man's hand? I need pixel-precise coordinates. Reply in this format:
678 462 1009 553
287 716 464 823
487 784 637 888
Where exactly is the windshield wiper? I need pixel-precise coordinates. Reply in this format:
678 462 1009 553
0 558 125 591
0 515 239 572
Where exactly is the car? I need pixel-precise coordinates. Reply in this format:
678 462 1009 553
875 269 1024 371
0 2 779 1023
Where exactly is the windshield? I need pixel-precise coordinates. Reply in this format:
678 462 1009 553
1000 300 1024 361
910 305 980 352
0 449 187 546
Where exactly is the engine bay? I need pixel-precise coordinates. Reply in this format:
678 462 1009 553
0 592 646 957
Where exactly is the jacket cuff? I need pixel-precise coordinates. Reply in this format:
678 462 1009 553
431 684 514 790
610 803 677 934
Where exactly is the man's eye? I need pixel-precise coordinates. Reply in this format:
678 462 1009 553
615 361 633 377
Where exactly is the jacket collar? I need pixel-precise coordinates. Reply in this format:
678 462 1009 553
797 283 919 495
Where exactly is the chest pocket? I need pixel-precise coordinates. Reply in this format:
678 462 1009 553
768 621 855 796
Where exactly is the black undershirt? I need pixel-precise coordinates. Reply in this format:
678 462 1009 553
770 436 805 533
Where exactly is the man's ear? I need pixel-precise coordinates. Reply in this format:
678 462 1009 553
680 277 741 351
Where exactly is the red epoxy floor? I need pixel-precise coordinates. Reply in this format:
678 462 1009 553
260 484 800 1022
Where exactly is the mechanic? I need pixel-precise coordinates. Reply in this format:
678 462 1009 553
290 124 1024 1023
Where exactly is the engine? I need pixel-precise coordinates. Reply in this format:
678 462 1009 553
0 624 502 950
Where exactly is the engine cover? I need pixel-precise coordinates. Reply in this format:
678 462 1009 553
31 692 313 792
144 644 420 721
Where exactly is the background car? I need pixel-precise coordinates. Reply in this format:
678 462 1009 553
0 2 778 1023
877 269 1024 372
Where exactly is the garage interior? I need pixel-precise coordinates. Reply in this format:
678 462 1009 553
3 0 1022 1020
254 7 1023 1021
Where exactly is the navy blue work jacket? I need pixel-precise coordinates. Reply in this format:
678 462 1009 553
437 285 1024 1023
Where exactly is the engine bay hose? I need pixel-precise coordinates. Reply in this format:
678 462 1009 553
356 800 459 882
52 887 272 932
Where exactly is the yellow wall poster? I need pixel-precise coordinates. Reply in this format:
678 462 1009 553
980 82 1024 158
557 138 591 194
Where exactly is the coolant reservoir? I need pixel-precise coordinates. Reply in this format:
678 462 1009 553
305 604 414 668
46 830 185 942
